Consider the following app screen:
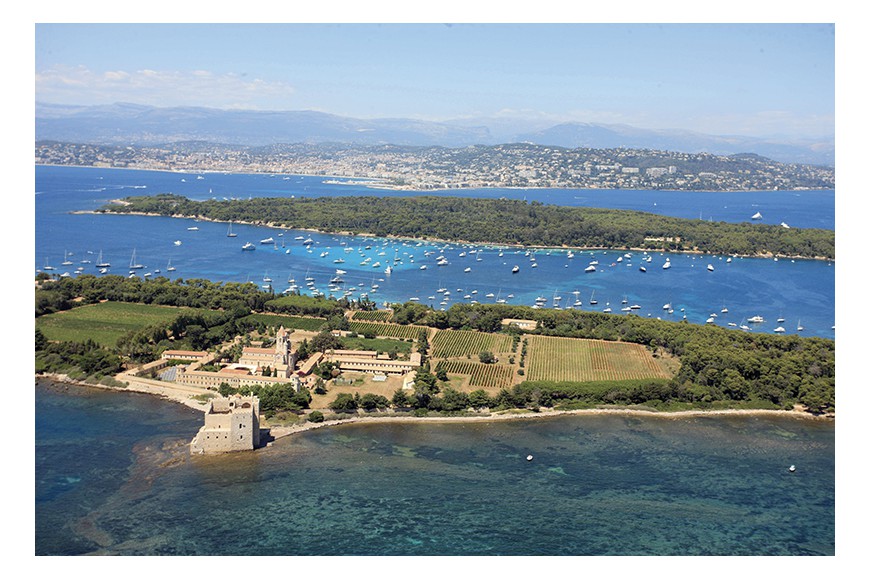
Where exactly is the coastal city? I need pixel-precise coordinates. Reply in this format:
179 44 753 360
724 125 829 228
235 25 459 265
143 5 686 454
35 140 835 192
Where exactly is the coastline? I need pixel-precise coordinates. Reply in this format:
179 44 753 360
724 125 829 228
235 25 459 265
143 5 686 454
264 405 831 443
37 374 832 449
37 163 830 195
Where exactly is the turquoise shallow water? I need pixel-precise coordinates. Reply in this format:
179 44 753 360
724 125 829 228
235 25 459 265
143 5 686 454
35 381 834 556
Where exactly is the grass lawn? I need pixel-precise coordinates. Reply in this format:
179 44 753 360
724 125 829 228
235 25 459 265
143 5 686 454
341 335 413 355
36 301 206 347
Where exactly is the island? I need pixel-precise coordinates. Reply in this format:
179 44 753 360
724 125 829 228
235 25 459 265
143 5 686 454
35 274 835 451
99 194 835 260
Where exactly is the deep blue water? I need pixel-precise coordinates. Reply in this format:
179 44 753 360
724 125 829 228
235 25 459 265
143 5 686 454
35 165 835 339
35 381 834 556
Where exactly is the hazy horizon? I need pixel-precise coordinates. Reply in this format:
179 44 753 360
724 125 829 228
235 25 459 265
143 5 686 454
35 23 834 142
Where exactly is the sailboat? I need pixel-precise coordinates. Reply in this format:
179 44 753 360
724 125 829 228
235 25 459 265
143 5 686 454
166 258 176 272
95 250 110 268
129 249 144 270
61 250 73 266
589 290 598 305
226 223 238 237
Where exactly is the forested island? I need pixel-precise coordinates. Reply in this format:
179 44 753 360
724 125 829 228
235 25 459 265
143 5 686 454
101 194 835 259
36 275 835 417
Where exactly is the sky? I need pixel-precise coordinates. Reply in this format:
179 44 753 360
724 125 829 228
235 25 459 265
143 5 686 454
34 22 835 139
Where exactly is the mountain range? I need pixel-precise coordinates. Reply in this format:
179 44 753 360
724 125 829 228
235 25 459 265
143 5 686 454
35 102 834 166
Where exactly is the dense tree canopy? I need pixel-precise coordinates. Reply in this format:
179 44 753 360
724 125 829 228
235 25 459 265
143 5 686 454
102 194 835 259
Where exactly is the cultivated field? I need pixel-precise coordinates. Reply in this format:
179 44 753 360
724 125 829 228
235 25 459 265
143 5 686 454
36 302 205 347
351 310 394 322
242 313 327 331
440 360 515 390
348 320 427 340
431 329 514 359
524 335 673 382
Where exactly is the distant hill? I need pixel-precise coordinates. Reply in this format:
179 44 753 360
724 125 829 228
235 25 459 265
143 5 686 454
35 102 834 166
514 122 834 167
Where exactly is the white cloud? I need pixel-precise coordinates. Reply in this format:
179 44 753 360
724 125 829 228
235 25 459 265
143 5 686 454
35 65 296 109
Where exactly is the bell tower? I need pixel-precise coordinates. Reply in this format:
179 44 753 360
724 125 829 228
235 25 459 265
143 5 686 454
275 326 290 366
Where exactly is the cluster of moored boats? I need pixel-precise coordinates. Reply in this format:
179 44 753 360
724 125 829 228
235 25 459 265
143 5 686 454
39 224 823 335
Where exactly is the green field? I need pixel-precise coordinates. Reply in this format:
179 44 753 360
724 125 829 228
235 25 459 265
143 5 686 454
351 310 394 322
524 335 673 382
36 302 205 347
242 313 327 331
348 320 426 340
440 360 515 390
431 329 514 359
341 336 413 355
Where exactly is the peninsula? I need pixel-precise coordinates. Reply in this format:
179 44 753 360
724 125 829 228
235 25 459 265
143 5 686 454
36 140 834 192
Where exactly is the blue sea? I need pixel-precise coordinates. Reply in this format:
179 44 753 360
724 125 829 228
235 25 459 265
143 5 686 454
35 165 835 339
35 380 834 556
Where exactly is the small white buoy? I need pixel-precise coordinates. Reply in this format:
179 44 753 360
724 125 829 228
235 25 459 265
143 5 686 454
527 455 534 461
789 465 796 473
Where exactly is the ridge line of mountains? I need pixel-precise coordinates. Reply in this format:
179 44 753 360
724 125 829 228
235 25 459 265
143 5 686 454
36 102 834 167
